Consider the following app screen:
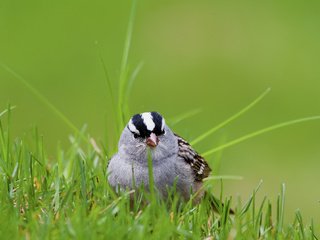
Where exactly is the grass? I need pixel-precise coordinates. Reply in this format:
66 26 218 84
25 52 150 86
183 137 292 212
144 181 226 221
1 0 320 239
0 111 318 239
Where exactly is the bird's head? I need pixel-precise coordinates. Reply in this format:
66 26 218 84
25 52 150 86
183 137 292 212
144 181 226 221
118 112 178 163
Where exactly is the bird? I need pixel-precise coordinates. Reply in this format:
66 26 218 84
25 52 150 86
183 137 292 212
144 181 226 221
107 111 217 205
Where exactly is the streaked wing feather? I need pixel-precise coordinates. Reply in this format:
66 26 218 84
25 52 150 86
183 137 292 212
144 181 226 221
175 133 211 181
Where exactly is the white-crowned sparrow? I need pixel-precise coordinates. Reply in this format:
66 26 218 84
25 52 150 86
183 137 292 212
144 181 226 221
107 111 212 204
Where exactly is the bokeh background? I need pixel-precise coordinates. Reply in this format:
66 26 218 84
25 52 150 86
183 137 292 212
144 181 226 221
1 0 320 224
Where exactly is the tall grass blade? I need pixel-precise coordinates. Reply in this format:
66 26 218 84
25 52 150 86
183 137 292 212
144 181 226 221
6 105 12 173
255 196 266 237
0 106 16 119
276 183 286 236
125 61 144 101
202 116 320 157
124 61 144 115
0 63 83 138
118 0 137 129
169 108 202 126
205 175 243 181
310 219 318 240
208 134 227 176
0 120 10 177
295 210 306 240
52 165 60 213
264 201 272 233
97 47 115 104
240 180 263 216
191 88 271 146
147 149 155 203
79 156 88 207
97 49 118 134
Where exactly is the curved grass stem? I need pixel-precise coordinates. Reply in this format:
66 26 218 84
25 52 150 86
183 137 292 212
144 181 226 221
0 63 85 141
191 88 271 146
202 116 320 157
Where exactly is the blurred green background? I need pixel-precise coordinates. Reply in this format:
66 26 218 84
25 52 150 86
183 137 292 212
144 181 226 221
1 0 320 224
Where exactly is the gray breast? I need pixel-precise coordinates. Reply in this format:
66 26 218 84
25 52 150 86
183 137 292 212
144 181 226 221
107 154 194 200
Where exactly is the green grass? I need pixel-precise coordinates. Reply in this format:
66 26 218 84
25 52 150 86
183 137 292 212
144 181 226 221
1 1 320 239
0 110 318 239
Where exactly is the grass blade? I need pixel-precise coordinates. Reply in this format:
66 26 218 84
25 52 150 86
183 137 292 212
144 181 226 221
125 61 144 101
124 61 144 115
118 0 137 129
0 62 83 138
240 180 263 216
202 116 320 157
0 106 16 119
310 219 319 240
208 133 227 175
191 88 271 146
205 175 243 181
276 183 286 236
97 48 119 134
97 47 116 104
295 210 306 240
255 196 266 237
169 108 202 126
147 149 155 203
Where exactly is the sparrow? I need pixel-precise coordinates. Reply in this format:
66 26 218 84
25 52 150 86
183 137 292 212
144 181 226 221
107 111 214 204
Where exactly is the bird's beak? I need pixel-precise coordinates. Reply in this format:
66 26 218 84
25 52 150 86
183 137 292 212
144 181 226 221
146 133 159 148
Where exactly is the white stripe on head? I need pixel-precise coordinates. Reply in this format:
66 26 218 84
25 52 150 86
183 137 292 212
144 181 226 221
141 112 155 131
128 119 140 134
161 118 165 131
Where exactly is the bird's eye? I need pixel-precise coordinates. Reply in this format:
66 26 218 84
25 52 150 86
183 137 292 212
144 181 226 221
133 133 139 139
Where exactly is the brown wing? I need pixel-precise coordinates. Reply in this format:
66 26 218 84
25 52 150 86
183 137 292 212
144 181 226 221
175 133 211 181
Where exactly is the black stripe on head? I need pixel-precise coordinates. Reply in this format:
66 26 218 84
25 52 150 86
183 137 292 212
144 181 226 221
151 112 165 135
129 113 151 138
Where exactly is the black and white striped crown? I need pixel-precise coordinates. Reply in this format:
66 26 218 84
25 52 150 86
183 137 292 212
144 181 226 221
127 112 165 138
